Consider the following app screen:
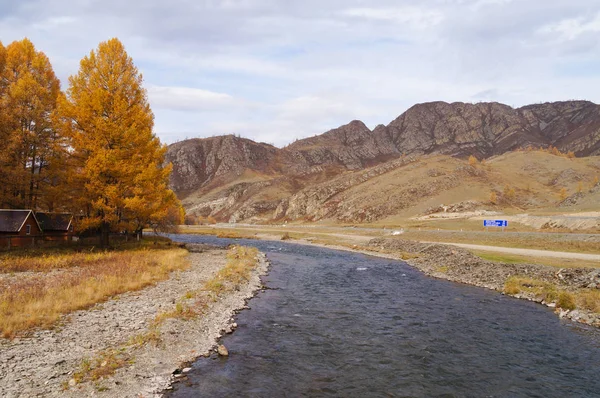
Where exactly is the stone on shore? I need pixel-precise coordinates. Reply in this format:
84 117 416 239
217 345 229 357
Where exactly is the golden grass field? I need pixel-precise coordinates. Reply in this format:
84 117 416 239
0 244 189 339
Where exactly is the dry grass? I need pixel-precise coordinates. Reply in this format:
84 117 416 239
504 276 558 300
0 248 189 338
71 348 131 385
204 246 259 297
504 276 576 310
151 245 258 328
152 299 205 326
126 328 162 348
472 250 600 269
0 237 179 273
577 289 600 313
557 291 577 311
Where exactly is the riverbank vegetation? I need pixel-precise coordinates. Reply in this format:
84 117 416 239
0 244 189 338
472 250 600 269
504 276 600 313
153 245 260 326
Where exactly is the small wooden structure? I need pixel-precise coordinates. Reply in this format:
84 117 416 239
0 210 43 248
35 212 74 241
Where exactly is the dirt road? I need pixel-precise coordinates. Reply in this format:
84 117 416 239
427 241 600 261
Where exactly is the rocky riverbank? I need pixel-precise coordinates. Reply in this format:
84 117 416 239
0 245 270 398
368 238 600 327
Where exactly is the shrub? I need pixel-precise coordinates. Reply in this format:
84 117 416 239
559 187 568 201
557 291 576 310
504 276 555 301
503 185 516 202
468 155 478 167
577 289 600 313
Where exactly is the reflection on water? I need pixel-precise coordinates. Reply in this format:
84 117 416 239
167 235 600 398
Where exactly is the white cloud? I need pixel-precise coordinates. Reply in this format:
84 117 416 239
1 0 600 147
147 85 236 112
342 7 444 28
539 12 600 40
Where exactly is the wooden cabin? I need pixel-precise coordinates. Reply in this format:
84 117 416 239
35 212 74 241
0 210 43 247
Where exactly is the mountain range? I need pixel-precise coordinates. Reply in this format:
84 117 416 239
165 100 600 223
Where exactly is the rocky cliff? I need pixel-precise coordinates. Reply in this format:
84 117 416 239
166 135 288 196
166 100 600 221
285 120 399 170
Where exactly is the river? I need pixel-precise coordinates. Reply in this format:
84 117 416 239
167 234 600 397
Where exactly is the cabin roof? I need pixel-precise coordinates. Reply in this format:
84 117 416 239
0 210 38 233
35 212 73 232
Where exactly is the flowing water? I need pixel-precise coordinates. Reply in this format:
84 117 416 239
167 234 600 397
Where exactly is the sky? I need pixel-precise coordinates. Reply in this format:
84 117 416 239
1 0 600 147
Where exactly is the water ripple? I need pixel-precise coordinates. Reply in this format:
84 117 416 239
167 235 600 398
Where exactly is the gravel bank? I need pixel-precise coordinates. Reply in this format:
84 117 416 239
0 246 269 398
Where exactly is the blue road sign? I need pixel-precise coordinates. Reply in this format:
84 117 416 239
484 220 508 227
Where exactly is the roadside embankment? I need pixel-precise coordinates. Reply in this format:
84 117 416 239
0 244 269 398
369 238 600 327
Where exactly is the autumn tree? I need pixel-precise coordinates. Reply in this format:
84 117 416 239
0 40 7 203
468 155 478 167
559 187 568 201
57 38 181 246
0 38 63 209
502 184 516 203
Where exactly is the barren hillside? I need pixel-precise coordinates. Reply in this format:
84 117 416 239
166 100 600 224
177 151 600 224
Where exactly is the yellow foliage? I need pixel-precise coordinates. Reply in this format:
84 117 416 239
468 155 478 167
489 191 497 204
503 276 573 308
502 184 516 202
56 38 181 246
559 187 568 201
0 38 64 209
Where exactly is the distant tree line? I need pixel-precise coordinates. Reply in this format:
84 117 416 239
0 38 183 246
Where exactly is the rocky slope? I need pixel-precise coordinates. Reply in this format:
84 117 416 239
285 120 399 170
166 135 292 196
166 100 600 222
